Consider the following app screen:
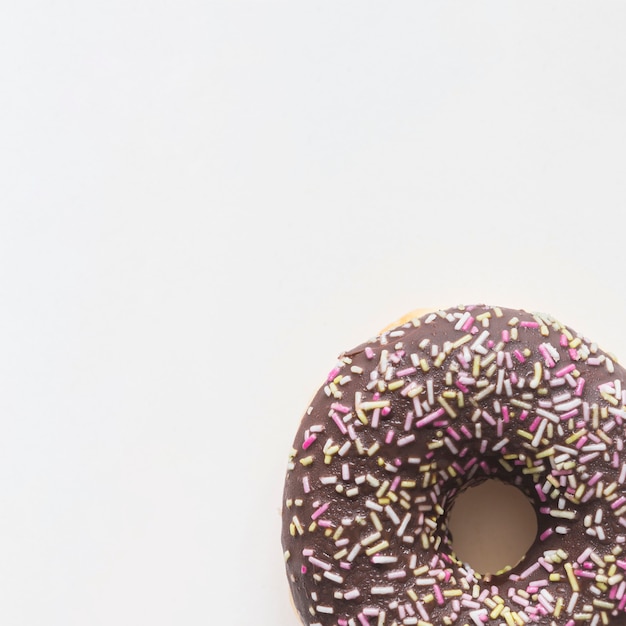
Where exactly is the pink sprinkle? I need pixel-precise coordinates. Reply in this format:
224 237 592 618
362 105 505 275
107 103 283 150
446 426 461 441
521 321 540 328
569 348 579 360
391 476 401 491
588 471 603 486
539 528 553 542
311 502 330 520
464 457 477 471
574 378 586 397
332 413 348 435
514 350 526 363
502 329 510 342
396 367 416 377
452 461 465 475
434 584 444 605
460 425 473 439
462 316 475 331
613 496 626 510
560 334 569 347
331 402 351 414
455 380 469 393
327 367 340 382
560 409 579 420
415 408 445 428
535 484 546 502
576 435 589 450
358 613 370 626
556 364 576 377
381 406 391 416
365 347 374 359
481 411 496 426
301 565 307 574
385 430 395 444
520 410 529 421
538 557 553 572
302 435 317 450
539 344 555 367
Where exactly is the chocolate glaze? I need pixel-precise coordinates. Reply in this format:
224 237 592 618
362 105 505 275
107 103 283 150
282 306 626 626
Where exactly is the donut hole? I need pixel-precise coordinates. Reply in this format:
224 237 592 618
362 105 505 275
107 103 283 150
447 480 538 576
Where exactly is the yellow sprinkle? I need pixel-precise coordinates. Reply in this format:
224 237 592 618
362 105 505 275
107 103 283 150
300 455 314 466
472 355 481 377
564 562 579 592
601 391 619 406
365 540 390 556
553 597 564 618
370 512 383 531
359 400 391 411
565 429 587 445
388 380 404 391
530 361 542 389
367 442 380 457
593 599 615 610
536 447 555 458
452 334 472 349
499 459 513 472
438 396 458 418
334 548 348 560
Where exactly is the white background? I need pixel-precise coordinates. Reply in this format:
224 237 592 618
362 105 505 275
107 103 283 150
1 2 626 625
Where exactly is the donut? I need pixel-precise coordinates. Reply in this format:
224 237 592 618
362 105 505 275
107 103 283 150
281 305 626 626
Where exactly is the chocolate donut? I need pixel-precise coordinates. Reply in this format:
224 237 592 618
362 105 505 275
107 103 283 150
281 305 626 626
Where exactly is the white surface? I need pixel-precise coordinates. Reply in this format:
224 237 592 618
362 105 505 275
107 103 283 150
1 2 626 624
